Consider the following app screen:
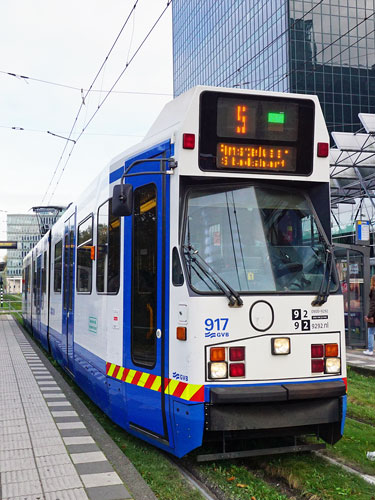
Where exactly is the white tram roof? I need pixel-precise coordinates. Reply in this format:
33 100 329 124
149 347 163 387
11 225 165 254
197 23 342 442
108 85 330 184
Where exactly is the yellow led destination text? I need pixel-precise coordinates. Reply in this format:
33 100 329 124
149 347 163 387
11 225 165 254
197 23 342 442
217 143 296 171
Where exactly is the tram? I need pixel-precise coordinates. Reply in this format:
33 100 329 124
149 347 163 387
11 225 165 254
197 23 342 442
23 86 346 460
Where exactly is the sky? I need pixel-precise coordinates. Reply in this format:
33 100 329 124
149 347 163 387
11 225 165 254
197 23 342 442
0 0 173 238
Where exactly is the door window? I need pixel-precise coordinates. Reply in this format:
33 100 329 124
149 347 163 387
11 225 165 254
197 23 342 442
97 199 121 294
54 240 62 293
77 216 93 293
132 184 157 367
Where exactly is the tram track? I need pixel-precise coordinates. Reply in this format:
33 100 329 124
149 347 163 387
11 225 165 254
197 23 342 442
169 439 375 500
167 454 222 500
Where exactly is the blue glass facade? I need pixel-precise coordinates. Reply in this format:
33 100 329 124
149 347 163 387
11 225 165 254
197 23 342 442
172 0 375 133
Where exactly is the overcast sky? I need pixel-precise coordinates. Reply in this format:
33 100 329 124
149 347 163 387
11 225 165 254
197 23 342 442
0 0 173 236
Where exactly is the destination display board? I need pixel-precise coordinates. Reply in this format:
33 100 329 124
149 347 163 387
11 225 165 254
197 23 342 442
199 91 315 175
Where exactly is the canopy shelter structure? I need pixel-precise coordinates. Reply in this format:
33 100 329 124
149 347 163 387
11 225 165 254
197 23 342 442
330 114 375 227
329 115 375 349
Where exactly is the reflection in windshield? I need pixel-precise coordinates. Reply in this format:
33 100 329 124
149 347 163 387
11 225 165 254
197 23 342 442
184 185 336 293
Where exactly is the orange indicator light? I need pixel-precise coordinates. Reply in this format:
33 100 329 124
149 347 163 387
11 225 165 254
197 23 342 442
210 347 226 362
325 343 339 357
176 327 187 341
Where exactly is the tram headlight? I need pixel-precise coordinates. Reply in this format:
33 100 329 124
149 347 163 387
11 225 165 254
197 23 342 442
325 357 341 374
208 362 228 379
271 337 291 355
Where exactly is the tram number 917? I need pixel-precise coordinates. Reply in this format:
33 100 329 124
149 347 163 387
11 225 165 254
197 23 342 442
205 318 229 331
205 318 230 338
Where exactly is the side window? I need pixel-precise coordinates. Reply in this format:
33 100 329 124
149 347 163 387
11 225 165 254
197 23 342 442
172 247 184 286
77 216 93 293
54 240 62 293
32 258 37 307
42 251 47 295
132 184 157 368
23 266 28 300
97 199 121 294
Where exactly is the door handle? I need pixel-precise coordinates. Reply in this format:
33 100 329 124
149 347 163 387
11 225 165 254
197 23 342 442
156 329 162 339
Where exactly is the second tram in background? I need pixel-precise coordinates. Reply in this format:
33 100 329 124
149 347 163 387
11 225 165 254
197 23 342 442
23 86 346 460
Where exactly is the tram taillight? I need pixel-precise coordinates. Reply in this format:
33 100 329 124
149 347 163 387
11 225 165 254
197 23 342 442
229 363 245 377
311 344 324 358
208 346 246 379
183 133 195 149
311 359 324 373
317 142 329 157
311 343 341 374
229 347 245 361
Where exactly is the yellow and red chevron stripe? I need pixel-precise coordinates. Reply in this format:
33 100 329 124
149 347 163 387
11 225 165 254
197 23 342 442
106 362 204 402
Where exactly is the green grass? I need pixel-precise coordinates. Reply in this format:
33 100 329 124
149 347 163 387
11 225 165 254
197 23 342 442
192 461 291 500
1 293 22 312
325 418 375 475
319 366 375 475
346 366 375 426
260 453 375 500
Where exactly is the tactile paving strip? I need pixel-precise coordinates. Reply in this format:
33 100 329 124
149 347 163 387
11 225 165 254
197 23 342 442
0 316 133 500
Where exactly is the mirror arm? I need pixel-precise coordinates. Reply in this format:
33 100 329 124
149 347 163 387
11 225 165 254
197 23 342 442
119 157 178 198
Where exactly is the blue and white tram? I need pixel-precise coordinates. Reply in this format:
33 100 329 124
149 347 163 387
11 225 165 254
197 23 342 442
23 86 346 460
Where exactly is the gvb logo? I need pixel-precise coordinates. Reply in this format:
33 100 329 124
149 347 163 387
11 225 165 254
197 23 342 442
172 372 188 382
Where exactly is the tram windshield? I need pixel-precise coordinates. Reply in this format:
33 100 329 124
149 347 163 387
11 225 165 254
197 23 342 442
183 185 337 293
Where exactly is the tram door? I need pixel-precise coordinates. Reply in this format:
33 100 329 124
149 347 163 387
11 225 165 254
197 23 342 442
335 244 370 348
124 173 169 442
62 215 75 372
34 253 42 341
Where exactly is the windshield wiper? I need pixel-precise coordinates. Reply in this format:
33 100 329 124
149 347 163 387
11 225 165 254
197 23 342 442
183 245 243 307
311 246 334 306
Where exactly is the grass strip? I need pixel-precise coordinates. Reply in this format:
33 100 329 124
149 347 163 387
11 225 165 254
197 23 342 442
346 366 375 426
261 453 375 500
191 461 291 500
324 418 375 476
317 366 375 475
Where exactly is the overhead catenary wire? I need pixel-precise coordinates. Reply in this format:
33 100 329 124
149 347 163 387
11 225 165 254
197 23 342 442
46 0 173 204
0 125 144 138
41 0 141 204
0 70 171 96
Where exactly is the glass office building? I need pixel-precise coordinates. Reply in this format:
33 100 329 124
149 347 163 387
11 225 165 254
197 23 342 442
172 0 375 133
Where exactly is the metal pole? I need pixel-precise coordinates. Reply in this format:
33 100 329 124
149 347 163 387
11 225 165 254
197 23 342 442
0 286 3 308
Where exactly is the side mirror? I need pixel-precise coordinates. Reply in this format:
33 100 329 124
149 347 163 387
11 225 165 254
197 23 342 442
112 184 133 217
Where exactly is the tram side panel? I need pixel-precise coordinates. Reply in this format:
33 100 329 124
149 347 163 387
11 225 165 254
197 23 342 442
73 200 121 418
